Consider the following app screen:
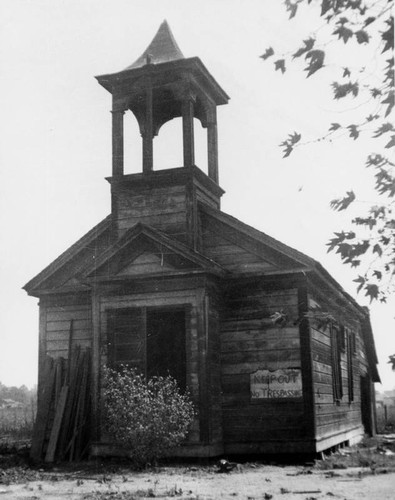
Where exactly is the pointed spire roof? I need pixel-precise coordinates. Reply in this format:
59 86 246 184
125 20 185 70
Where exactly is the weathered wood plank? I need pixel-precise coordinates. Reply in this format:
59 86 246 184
46 320 92 332
46 309 91 322
221 361 302 375
45 385 69 463
224 426 306 442
46 331 91 342
221 338 300 353
221 349 300 365
316 411 361 426
314 382 334 395
30 357 55 461
311 328 331 347
41 294 91 308
46 304 91 313
222 402 304 417
312 361 332 375
118 202 186 218
118 212 186 230
221 326 299 340
313 372 333 385
47 339 92 352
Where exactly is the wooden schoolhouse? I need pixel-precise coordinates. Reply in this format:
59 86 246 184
25 21 380 458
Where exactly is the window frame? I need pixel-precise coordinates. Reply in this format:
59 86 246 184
331 323 343 403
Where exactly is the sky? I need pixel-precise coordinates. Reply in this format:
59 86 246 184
0 0 394 391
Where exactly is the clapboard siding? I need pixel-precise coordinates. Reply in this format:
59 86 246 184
308 292 366 442
116 185 188 241
45 303 92 358
116 185 186 212
220 285 304 446
222 349 300 365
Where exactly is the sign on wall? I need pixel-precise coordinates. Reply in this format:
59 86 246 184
250 368 302 399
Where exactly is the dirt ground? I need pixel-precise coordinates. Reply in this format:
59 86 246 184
1 437 395 500
1 462 395 500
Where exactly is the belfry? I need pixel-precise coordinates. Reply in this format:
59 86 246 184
25 22 379 460
96 21 229 247
97 20 228 179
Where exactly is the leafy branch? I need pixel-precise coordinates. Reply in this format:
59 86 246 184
261 0 394 301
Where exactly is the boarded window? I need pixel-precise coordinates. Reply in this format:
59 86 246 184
339 326 346 352
331 325 343 402
107 308 145 372
146 308 186 392
346 328 355 403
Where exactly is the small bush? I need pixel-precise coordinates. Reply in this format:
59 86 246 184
102 366 195 467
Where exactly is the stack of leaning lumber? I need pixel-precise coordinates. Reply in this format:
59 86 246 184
30 345 91 463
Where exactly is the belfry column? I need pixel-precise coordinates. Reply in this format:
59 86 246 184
111 109 125 177
142 79 154 173
207 106 219 183
182 93 195 167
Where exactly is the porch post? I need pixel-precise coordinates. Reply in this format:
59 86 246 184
182 94 195 167
111 109 125 177
142 79 154 173
207 107 219 183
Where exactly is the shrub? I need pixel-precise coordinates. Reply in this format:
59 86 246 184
102 366 195 467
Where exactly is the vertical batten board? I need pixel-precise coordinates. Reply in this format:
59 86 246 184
141 306 147 379
185 174 197 250
197 290 209 443
38 303 47 396
298 284 316 439
91 288 101 442
207 285 223 444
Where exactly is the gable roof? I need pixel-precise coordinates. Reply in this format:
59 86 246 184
23 216 112 295
199 203 316 270
199 203 370 315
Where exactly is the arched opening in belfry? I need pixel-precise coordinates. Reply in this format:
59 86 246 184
154 118 183 170
153 117 208 173
123 111 142 175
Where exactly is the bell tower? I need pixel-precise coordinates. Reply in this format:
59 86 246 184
96 21 229 247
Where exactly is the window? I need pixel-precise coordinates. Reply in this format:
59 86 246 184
339 325 346 352
107 308 145 370
331 324 343 402
346 327 355 403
